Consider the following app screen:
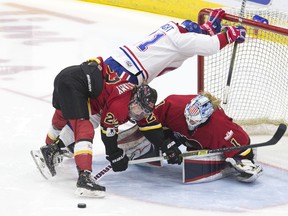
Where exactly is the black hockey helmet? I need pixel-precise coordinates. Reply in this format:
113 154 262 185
128 84 158 120
136 84 158 112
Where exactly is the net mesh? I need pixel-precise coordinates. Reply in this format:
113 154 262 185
200 8 288 134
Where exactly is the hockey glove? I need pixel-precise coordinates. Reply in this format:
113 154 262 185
223 26 246 44
201 8 225 35
161 140 182 165
106 148 129 172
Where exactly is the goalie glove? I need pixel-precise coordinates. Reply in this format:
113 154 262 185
201 8 225 36
225 157 263 183
223 26 246 44
161 140 182 165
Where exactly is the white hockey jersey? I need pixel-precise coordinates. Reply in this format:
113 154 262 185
110 21 221 84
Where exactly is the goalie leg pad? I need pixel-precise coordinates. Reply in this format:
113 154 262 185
122 138 153 160
117 125 163 167
124 141 163 167
225 158 263 183
183 152 233 183
117 125 144 149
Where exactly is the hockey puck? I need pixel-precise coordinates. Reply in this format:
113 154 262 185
77 203 86 208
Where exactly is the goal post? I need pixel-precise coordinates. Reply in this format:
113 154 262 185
197 8 288 135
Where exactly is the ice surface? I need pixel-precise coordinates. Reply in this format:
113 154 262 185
0 0 287 215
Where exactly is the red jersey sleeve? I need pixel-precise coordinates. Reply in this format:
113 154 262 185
100 86 134 155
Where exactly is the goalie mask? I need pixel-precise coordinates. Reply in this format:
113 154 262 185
184 95 214 131
128 84 157 121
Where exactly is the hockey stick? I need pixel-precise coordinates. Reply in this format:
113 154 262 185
95 123 286 180
94 165 112 181
94 125 140 181
127 123 287 164
223 0 247 104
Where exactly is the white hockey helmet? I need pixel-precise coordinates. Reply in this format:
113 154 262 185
184 95 214 131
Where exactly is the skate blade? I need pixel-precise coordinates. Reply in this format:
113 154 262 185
75 188 105 198
30 150 52 180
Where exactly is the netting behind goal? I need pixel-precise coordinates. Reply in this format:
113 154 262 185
197 8 288 135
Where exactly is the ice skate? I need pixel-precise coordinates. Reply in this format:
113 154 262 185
40 144 62 176
30 143 62 179
226 157 263 183
30 150 53 179
75 170 106 198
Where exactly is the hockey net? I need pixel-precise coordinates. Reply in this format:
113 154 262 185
198 8 288 135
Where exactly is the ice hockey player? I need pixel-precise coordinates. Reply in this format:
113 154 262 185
31 57 162 198
105 8 246 85
121 92 263 183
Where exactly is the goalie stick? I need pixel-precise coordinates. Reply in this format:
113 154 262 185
95 123 286 180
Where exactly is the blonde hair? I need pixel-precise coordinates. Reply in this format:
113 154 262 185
200 91 221 109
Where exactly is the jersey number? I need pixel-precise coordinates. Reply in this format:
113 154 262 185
137 33 165 52
230 138 241 147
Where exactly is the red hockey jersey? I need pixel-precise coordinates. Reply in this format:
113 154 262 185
154 94 250 158
90 57 161 154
